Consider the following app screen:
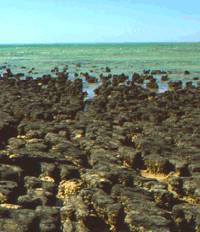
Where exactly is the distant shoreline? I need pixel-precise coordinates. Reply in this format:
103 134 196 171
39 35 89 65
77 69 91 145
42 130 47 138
0 41 200 46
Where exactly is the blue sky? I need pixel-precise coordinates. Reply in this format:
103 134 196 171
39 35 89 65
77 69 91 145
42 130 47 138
0 0 200 43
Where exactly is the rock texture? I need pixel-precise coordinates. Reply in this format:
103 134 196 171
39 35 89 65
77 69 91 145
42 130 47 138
0 72 200 231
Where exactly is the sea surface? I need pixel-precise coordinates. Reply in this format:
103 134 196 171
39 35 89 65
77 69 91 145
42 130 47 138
0 43 200 95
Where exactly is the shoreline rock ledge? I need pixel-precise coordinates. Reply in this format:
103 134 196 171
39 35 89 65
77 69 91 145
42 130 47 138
0 75 200 232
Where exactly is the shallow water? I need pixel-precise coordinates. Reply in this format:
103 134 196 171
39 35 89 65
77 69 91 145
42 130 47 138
0 43 200 74
0 43 200 98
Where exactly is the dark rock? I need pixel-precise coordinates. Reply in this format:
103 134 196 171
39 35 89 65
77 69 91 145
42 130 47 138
184 70 190 75
0 181 18 203
0 164 23 183
118 146 143 169
151 70 167 75
161 75 169 81
36 206 60 232
168 81 182 91
132 73 143 84
105 67 111 72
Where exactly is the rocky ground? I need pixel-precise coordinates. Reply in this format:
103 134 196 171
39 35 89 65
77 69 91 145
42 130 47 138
0 71 200 232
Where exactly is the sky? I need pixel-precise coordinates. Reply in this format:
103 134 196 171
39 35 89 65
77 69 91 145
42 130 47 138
0 0 200 43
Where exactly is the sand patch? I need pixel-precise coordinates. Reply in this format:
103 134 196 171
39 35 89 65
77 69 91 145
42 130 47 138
140 170 200 205
40 176 55 183
0 193 7 203
0 204 21 209
57 180 82 200
140 170 172 182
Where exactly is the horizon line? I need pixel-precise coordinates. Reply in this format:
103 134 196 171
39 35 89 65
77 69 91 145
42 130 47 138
0 41 200 46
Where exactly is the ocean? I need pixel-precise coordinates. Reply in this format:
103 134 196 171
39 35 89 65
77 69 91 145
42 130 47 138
0 43 200 96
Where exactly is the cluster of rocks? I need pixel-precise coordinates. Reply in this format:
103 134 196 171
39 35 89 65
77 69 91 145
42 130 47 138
0 70 200 232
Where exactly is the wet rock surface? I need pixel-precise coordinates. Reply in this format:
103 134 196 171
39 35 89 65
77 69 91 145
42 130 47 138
0 72 200 231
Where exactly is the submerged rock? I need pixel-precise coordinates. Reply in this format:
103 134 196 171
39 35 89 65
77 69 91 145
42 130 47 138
184 70 190 75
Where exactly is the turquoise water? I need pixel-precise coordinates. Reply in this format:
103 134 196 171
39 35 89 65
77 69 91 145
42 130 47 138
0 43 200 96
0 43 200 75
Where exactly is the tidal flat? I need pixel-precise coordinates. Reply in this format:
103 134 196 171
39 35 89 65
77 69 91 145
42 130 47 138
0 68 200 232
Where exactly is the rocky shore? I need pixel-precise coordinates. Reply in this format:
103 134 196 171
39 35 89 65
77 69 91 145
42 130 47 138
0 69 200 232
